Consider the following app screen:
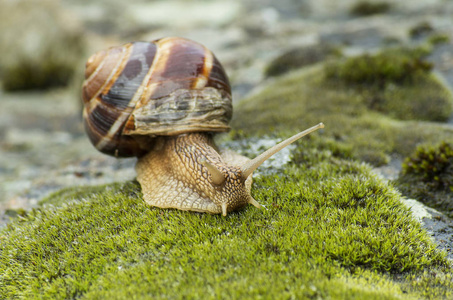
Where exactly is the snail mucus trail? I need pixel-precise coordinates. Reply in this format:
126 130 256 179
82 37 324 216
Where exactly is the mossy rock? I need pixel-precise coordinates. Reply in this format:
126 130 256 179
428 34 450 45
2 55 78 91
396 142 453 217
409 21 450 45
324 47 433 88
317 21 453 127
1 154 452 298
350 1 391 16
0 0 85 91
322 47 452 122
361 75 453 122
265 44 339 78
233 52 453 165
409 21 435 39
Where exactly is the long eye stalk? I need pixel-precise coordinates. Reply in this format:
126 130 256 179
241 123 324 179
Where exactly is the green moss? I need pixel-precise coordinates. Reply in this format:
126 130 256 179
409 21 449 45
233 61 453 165
403 142 453 190
428 34 450 45
409 21 434 39
39 184 116 207
368 75 452 122
265 45 339 78
0 1 85 91
350 1 391 16
3 62 71 91
324 47 432 87
4 208 27 219
321 47 453 122
2 47 81 91
1 156 451 298
396 142 453 216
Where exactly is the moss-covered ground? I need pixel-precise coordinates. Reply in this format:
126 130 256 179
2 48 453 298
1 156 452 299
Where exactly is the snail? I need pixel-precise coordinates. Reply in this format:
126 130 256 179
82 37 324 216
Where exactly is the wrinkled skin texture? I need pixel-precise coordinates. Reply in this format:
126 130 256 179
135 133 254 215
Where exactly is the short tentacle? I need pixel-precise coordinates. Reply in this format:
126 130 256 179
201 159 225 186
248 197 261 209
221 203 228 216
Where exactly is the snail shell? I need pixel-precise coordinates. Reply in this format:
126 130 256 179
82 37 232 157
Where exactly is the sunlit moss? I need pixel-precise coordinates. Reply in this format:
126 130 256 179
0 157 451 298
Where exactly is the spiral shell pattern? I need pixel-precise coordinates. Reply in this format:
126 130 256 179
82 37 232 157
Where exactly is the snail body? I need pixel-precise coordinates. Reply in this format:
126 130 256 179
82 37 324 216
135 133 254 215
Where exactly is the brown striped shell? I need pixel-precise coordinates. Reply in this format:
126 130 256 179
82 37 232 157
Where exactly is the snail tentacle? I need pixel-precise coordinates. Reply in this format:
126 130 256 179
241 123 325 180
201 159 225 186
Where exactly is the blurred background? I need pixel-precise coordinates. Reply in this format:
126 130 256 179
1 0 453 220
